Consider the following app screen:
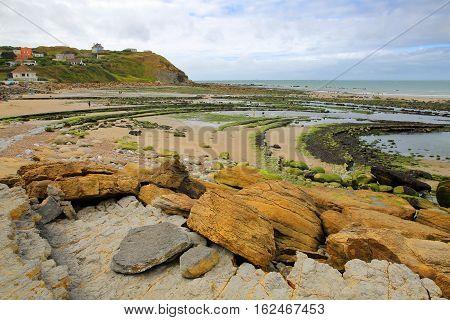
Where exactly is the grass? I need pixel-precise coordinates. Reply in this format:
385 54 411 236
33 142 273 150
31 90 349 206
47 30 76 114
67 129 88 138
172 112 250 123
115 136 138 151
218 117 267 131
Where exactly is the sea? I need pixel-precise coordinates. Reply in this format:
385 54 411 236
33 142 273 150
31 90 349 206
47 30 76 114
198 80 450 98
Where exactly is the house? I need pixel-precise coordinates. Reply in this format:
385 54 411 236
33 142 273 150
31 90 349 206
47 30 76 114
33 52 44 58
12 49 21 55
19 60 37 66
124 48 137 52
92 43 104 53
55 53 75 61
10 65 37 82
6 61 17 67
67 58 85 66
15 47 33 60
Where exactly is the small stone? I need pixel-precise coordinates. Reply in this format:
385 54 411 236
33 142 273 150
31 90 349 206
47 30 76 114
111 223 193 274
60 201 77 220
36 196 62 224
180 246 220 279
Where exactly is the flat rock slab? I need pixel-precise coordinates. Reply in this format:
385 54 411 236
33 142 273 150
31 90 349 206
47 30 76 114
111 222 192 274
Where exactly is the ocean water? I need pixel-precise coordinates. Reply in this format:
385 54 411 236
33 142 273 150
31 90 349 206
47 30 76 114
200 80 450 97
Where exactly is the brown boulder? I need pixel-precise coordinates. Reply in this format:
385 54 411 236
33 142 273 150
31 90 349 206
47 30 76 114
187 189 276 267
303 186 415 219
214 165 265 189
138 184 175 205
49 174 139 200
120 163 155 183
326 227 450 298
415 208 450 234
18 161 117 185
237 181 323 261
152 193 196 217
146 159 188 190
321 207 449 241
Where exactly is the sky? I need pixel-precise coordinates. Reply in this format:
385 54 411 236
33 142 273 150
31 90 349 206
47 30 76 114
0 0 449 80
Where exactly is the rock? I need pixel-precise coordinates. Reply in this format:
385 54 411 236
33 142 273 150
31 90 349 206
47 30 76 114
50 174 139 201
310 166 325 174
379 185 393 192
271 144 281 149
287 252 442 299
218 263 291 299
326 227 450 298
212 162 225 170
415 209 450 233
287 161 309 170
180 246 220 278
60 201 77 220
436 181 450 208
187 189 276 267
18 161 117 185
313 173 342 184
214 165 266 189
146 159 189 189
121 163 155 183
409 169 433 180
399 195 437 210
152 193 195 217
320 207 449 241
219 152 230 160
129 129 142 136
354 172 375 186
111 222 192 274
393 185 419 196
285 167 303 176
371 166 431 193
138 184 175 205
178 177 206 199
36 196 62 224
303 186 415 219
237 181 323 261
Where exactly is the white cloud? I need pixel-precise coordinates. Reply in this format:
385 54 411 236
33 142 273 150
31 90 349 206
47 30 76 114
0 0 449 79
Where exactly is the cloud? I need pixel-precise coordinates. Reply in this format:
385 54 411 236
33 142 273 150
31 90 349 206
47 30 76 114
0 0 449 80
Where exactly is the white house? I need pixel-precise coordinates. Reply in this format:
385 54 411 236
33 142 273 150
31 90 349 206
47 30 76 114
6 61 17 67
10 65 38 82
20 60 37 66
124 48 137 52
92 43 104 53
33 52 44 58
55 53 75 61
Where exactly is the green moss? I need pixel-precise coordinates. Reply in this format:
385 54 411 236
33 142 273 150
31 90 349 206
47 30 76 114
260 170 283 180
67 129 88 138
289 161 309 170
115 137 138 151
219 151 231 160
142 145 154 151
160 149 179 157
310 166 325 174
313 173 342 184
285 167 303 176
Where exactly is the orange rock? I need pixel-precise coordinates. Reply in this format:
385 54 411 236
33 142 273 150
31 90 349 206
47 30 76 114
138 184 175 205
303 186 415 219
415 209 450 234
187 189 276 267
152 193 196 217
214 165 265 189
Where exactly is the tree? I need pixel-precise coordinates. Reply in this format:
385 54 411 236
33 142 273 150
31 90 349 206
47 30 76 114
1 51 16 60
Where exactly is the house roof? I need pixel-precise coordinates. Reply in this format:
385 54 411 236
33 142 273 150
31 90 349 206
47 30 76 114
12 65 34 73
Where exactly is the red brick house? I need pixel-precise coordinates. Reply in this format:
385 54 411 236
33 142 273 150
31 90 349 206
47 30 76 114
15 47 33 60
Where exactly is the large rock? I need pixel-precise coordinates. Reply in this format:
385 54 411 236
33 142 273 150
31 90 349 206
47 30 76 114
111 222 193 274
415 208 450 234
187 189 276 267
287 253 442 299
50 174 139 200
0 184 30 220
146 159 188 190
326 227 450 298
138 184 175 205
371 166 431 193
180 246 220 279
436 181 450 208
214 165 266 189
18 161 117 185
237 181 323 261
152 193 195 217
121 163 155 183
303 186 415 219
18 161 139 200
35 196 63 224
321 207 449 241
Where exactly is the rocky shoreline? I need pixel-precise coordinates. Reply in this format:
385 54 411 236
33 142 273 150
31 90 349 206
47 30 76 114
0 158 448 300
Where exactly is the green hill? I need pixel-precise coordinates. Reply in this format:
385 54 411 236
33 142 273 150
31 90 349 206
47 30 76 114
0 46 189 84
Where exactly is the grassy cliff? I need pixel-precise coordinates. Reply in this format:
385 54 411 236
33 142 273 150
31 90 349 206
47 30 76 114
1 46 189 84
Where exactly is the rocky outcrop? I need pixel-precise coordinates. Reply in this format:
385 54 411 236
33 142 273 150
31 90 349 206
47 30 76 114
187 189 276 267
288 253 442 299
437 181 450 208
111 223 193 274
0 184 69 299
321 207 449 241
180 246 220 279
0 157 31 187
152 193 196 217
415 208 450 233
371 166 431 193
303 186 415 219
138 184 175 205
326 227 450 298
237 181 323 261
214 165 266 189
18 161 139 200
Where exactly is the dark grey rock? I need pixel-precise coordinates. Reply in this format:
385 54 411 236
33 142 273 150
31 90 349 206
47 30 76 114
111 222 192 274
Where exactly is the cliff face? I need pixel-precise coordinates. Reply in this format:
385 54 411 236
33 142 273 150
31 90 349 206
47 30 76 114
18 46 189 84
